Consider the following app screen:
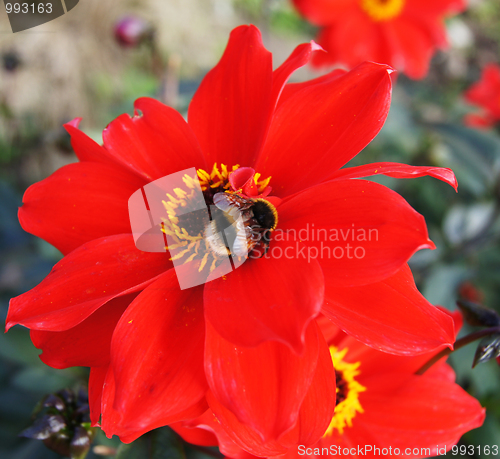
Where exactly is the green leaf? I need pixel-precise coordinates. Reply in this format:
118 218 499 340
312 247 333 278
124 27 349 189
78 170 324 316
421 264 470 309
449 343 500 397
115 427 186 459
443 202 496 245
427 122 500 195
0 327 42 366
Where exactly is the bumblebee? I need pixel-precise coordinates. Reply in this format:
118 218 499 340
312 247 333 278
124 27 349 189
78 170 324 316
204 192 278 258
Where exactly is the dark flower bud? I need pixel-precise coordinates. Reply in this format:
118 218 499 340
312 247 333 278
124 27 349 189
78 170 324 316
19 414 66 440
456 299 500 328
114 16 155 48
43 394 66 411
473 335 500 368
19 388 95 459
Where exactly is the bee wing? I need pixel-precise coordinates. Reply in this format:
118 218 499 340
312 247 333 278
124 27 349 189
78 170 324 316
232 228 250 257
213 192 251 219
229 217 251 257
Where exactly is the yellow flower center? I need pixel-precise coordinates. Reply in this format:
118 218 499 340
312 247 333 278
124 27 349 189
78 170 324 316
360 0 405 22
324 347 366 436
161 164 274 273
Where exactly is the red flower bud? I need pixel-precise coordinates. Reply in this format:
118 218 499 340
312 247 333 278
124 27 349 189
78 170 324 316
114 16 154 48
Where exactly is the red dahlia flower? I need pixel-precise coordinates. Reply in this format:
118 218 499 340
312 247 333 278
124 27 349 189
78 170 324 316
173 314 485 458
464 63 500 128
291 0 466 79
7 25 457 443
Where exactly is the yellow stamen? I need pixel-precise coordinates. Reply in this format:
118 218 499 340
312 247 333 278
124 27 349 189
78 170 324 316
254 172 272 194
174 187 187 199
324 347 366 436
360 0 405 22
197 163 240 191
199 252 209 272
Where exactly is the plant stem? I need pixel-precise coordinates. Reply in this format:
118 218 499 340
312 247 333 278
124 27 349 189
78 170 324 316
415 326 500 375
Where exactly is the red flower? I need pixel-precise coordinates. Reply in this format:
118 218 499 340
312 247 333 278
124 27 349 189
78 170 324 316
458 281 484 304
464 63 500 128
292 0 466 79
173 314 485 458
7 26 457 444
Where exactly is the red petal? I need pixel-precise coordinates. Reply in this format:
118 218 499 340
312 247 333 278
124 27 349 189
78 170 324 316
464 113 495 128
404 0 466 16
278 327 336 448
317 313 343 344
99 367 122 435
89 366 108 427
329 162 458 191
464 64 500 118
170 415 218 447
30 294 136 369
229 167 271 197
172 410 253 458
204 332 335 458
188 25 273 167
271 41 323 110
276 69 347 110
99 337 208 443
6 235 170 331
102 98 206 181
64 119 120 166
109 378 209 444
110 270 207 433
256 62 393 197
19 162 145 255
334 334 447 380
204 240 324 353
386 16 434 80
424 360 457 383
311 11 386 71
206 392 288 457
322 264 455 355
358 373 485 451
205 320 322 443
279 179 434 287
99 366 145 442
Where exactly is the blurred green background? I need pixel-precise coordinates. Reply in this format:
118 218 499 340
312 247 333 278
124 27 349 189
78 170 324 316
1 0 500 457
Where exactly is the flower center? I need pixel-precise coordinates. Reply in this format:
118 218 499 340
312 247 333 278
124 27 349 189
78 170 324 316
360 0 405 21
161 164 277 274
324 347 366 436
